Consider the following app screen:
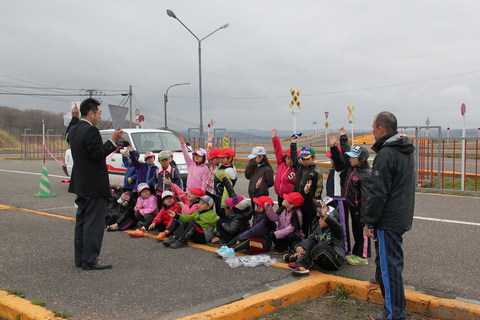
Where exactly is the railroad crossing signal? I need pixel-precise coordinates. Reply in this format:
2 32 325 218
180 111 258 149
289 89 302 109
347 105 355 119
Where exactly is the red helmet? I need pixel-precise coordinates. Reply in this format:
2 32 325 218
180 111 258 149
253 196 274 209
285 148 300 156
217 148 235 158
207 148 221 160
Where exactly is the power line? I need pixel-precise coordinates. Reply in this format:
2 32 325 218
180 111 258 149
169 69 480 100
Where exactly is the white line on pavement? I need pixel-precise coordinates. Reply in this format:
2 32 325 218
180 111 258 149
414 216 480 227
0 169 65 178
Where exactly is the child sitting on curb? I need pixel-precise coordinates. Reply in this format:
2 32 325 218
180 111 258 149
106 191 137 231
157 178 205 241
148 190 181 240
286 197 345 276
217 195 277 257
265 191 305 255
212 195 252 244
129 183 158 238
163 195 218 249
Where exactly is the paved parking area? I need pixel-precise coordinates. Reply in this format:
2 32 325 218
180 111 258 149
1 159 479 319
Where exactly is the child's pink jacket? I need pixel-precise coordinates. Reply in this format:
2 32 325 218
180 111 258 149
171 184 199 215
135 195 158 216
181 144 209 193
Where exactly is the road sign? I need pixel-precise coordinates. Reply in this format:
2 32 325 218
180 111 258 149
289 89 302 109
347 105 355 119
461 103 466 115
325 112 329 119
138 115 145 122
325 121 329 129
135 109 140 116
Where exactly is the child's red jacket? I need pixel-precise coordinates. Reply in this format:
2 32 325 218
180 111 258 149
152 203 181 228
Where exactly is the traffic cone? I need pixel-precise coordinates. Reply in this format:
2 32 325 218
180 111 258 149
34 165 56 198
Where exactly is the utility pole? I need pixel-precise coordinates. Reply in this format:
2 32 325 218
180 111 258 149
129 85 132 127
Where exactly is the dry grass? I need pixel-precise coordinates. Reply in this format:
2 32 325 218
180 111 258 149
0 129 21 150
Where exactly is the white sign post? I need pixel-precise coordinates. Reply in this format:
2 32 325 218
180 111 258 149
461 103 466 191
289 89 302 134
324 112 329 152
347 106 355 146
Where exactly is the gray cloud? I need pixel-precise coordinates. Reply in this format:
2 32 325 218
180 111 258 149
1 0 479 133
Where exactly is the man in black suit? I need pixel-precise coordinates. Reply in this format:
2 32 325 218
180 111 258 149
66 98 124 270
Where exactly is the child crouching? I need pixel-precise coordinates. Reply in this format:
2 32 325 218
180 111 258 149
286 197 345 276
163 195 217 249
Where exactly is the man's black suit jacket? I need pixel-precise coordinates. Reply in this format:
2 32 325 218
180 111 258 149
66 118 116 198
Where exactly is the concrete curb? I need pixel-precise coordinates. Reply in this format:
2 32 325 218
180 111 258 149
0 291 62 320
176 271 480 320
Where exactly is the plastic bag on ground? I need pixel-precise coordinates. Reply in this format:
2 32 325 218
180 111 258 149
225 254 277 268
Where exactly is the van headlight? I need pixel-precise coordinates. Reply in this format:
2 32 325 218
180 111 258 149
177 164 188 174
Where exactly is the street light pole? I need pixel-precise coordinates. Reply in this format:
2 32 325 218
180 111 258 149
164 82 190 130
166 9 229 137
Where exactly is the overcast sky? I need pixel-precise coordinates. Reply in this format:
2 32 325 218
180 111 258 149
1 1 479 134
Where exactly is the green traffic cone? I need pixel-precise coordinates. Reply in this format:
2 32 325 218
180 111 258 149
34 165 56 198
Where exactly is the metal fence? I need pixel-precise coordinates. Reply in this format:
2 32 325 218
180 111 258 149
21 134 66 160
412 136 480 194
20 132 480 195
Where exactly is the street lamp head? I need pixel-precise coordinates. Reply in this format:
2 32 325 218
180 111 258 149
166 9 177 19
221 23 229 29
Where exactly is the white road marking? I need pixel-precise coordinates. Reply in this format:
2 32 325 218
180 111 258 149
3 169 480 226
414 216 480 227
0 169 65 178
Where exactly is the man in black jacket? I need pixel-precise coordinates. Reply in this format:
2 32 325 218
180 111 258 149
66 98 123 270
364 112 415 320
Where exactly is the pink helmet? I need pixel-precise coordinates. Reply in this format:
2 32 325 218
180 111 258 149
144 151 155 160
137 183 150 193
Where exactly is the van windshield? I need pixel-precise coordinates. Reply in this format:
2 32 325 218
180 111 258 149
131 132 182 154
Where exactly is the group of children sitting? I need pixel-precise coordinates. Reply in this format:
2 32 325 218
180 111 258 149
104 128 372 276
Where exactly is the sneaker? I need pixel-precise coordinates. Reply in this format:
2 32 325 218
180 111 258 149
170 240 186 249
273 248 289 255
162 235 179 247
369 313 387 320
346 254 368 265
288 262 297 270
369 277 380 288
292 266 309 276
215 246 229 255
216 246 235 257
221 248 236 257
156 231 168 242
129 228 145 238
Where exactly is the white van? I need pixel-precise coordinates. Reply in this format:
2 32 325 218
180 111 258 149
63 128 190 187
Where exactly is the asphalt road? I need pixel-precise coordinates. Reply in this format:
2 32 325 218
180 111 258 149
0 159 479 320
